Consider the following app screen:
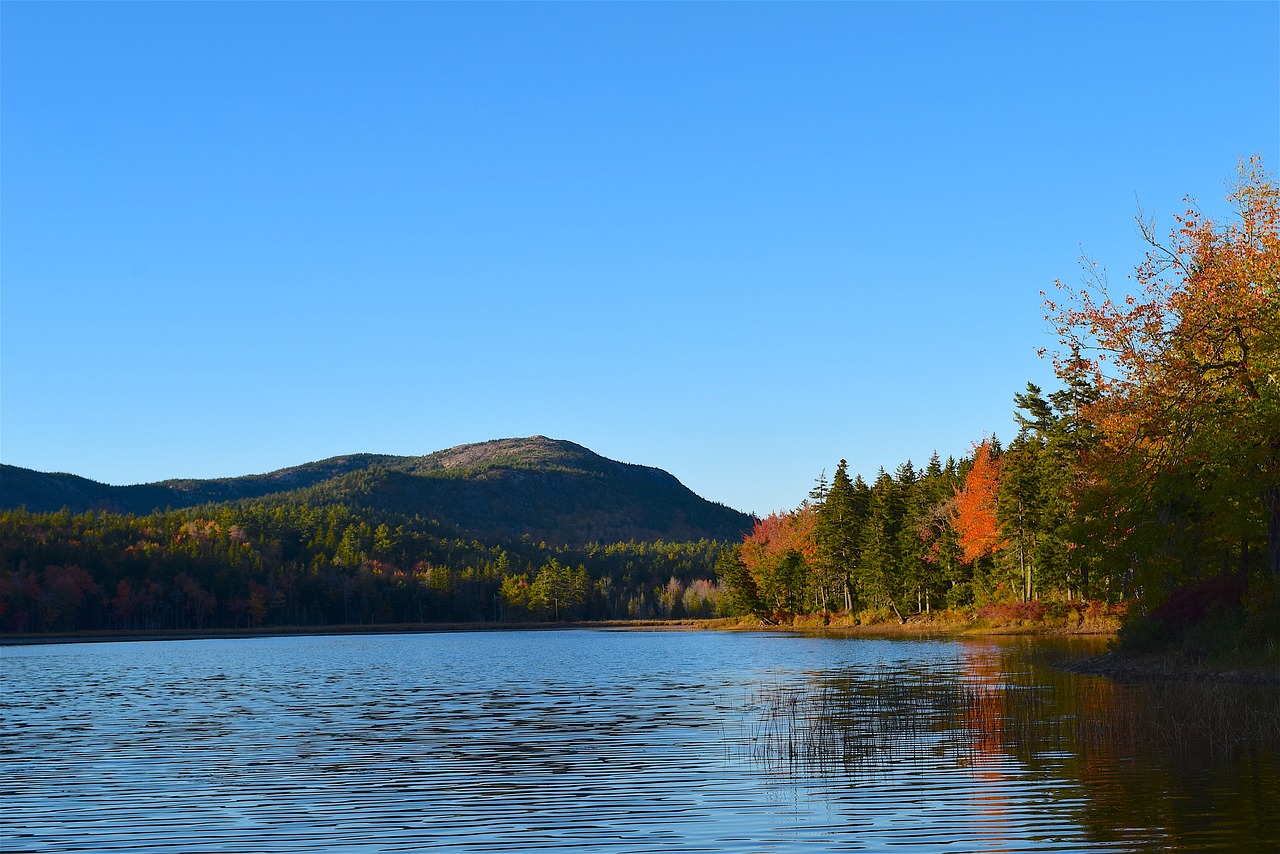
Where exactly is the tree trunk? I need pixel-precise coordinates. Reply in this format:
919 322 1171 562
1268 443 1280 578
1266 481 1280 578
1017 509 1028 603
1024 548 1032 603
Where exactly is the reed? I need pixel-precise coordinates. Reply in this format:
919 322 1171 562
744 665 1280 776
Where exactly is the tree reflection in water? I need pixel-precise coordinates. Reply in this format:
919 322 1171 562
746 640 1280 851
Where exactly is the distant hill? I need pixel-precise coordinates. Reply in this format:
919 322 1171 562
0 437 753 544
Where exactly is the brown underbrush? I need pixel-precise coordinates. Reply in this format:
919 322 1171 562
721 600 1124 637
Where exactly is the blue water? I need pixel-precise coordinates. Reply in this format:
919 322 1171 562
2 630 1276 852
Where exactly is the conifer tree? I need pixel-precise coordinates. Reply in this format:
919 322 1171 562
861 469 907 621
816 460 865 612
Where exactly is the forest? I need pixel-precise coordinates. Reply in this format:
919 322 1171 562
1 161 1277 647
718 159 1279 651
0 501 730 633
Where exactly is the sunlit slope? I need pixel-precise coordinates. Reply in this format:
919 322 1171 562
0 437 752 545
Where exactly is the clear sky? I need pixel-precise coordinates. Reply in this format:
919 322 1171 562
3 2 1277 517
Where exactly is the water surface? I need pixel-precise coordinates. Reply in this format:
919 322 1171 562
3 630 1276 852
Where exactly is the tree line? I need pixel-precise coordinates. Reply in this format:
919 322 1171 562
716 380 1105 623
718 159 1279 645
0 501 730 633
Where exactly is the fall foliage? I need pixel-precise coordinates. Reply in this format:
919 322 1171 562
0 504 731 632
951 441 1004 565
711 158 1279 645
1046 156 1280 579
739 505 818 615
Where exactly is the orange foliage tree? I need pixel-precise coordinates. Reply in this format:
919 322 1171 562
951 441 1004 565
1045 157 1280 579
739 505 818 614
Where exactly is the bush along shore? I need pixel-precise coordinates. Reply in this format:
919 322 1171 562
717 587 1280 686
0 599 1126 645
1059 575 1280 686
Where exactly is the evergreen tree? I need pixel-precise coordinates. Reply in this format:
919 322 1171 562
714 545 766 620
815 460 865 612
860 469 907 622
1013 383 1054 440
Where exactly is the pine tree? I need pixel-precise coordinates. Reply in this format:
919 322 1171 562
816 460 865 613
861 469 907 622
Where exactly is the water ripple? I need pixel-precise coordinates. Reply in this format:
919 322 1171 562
3 631 1276 852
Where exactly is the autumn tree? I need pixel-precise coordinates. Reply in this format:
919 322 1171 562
499 573 531 620
951 441 1008 597
738 507 818 616
1046 157 1280 583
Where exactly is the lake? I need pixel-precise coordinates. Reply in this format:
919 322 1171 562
2 630 1277 852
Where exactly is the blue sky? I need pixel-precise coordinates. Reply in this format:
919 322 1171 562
3 2 1277 517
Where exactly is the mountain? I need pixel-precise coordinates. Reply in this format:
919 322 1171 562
0 437 754 544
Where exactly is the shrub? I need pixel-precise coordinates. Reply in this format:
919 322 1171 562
1083 599 1115 622
1042 600 1072 624
1149 574 1247 635
1117 610 1169 652
976 600 1047 625
1181 600 1247 660
1120 574 1248 654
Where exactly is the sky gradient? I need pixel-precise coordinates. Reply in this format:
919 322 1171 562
3 2 1277 517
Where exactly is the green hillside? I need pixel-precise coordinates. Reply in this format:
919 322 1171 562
0 437 752 545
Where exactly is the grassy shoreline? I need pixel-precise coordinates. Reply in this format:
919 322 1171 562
0 614 1114 646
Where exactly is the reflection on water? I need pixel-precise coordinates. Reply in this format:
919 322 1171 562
2 631 1277 853
752 639 1280 851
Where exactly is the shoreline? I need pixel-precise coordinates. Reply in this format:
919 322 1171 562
7 619 1276 686
1054 647 1280 686
0 616 1114 646
0 619 716 646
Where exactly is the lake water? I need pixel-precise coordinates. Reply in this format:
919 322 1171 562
2 630 1277 853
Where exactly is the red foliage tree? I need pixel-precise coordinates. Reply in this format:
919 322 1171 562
951 442 1004 564
739 505 818 614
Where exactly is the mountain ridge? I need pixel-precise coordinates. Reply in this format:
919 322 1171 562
0 437 753 545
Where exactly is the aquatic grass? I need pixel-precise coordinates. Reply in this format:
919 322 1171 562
745 664 1280 777
743 673 972 776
